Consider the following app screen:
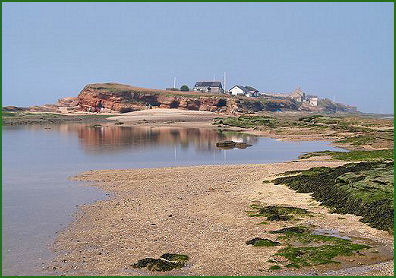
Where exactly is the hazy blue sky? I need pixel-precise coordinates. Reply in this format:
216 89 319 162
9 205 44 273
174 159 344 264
2 2 394 113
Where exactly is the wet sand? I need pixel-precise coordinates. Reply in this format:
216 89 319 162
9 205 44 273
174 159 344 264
49 160 394 276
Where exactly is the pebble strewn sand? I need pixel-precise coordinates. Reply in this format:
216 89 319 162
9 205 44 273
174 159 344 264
49 161 394 276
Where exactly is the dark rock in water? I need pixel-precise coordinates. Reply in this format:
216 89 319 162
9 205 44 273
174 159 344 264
216 141 236 148
216 141 252 149
132 253 189 272
235 142 252 149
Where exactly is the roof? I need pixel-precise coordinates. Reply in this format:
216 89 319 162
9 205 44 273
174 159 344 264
244 86 258 92
194 81 222 87
230 85 249 93
230 85 258 93
306 95 318 98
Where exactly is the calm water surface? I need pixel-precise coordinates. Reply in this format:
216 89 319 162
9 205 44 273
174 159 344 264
2 124 344 275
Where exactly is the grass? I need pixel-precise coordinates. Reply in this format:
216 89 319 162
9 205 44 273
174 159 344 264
248 204 311 221
299 149 394 161
272 162 394 231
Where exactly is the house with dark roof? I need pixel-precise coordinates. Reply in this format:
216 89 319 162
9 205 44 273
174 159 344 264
193 81 224 93
305 95 318 106
229 85 259 97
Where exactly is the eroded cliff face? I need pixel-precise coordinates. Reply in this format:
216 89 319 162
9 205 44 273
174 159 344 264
74 83 271 114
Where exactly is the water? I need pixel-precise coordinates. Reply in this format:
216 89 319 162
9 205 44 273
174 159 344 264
2 124 344 275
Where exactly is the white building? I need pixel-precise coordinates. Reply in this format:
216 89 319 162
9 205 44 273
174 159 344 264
193 81 224 93
306 95 318 106
229 85 259 97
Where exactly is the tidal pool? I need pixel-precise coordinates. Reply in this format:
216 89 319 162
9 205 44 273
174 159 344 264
2 124 343 275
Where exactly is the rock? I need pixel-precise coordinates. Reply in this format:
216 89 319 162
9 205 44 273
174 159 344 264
235 142 252 149
216 141 252 149
216 141 236 148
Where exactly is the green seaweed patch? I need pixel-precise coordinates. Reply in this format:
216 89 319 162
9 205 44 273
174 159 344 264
272 162 394 231
248 204 311 221
274 243 370 268
285 263 301 269
271 226 349 245
160 253 189 263
269 226 371 269
299 149 394 162
132 253 189 271
246 237 281 247
269 265 282 270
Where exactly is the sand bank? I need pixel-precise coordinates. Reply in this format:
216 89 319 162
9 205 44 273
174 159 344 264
49 160 394 276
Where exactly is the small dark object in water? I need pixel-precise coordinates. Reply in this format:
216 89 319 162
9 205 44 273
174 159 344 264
216 141 252 149
235 142 252 149
216 141 236 148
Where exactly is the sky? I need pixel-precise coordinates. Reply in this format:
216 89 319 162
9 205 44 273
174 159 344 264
2 2 394 113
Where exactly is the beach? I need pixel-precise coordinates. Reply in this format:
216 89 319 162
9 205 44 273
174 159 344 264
49 160 394 276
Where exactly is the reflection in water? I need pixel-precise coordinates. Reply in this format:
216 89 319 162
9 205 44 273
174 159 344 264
3 124 344 276
57 125 258 153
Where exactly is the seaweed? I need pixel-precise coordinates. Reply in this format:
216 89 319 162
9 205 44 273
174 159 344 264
299 149 394 162
248 204 310 221
132 253 189 271
269 226 370 269
272 162 394 231
246 238 280 247
269 265 282 270
275 244 369 268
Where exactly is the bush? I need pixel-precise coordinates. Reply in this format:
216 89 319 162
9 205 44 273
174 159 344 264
180 85 189 91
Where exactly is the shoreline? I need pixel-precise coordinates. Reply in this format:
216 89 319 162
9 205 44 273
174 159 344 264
48 160 394 276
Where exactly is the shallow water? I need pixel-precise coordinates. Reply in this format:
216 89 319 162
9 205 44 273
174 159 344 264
2 124 343 275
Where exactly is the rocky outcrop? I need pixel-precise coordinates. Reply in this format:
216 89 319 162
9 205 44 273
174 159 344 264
72 82 349 114
75 83 272 114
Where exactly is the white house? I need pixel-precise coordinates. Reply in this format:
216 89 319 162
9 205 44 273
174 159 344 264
229 85 259 97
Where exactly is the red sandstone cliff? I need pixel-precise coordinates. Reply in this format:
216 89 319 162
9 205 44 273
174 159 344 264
74 83 296 114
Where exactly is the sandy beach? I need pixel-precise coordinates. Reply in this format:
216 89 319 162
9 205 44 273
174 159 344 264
49 160 394 276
